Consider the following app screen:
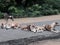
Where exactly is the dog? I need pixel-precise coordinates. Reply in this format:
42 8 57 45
4 13 14 21
1 23 11 30
18 22 60 33
11 23 20 29
20 25 31 31
30 22 60 33
20 24 38 32
30 25 45 32
1 23 5 29
43 22 60 33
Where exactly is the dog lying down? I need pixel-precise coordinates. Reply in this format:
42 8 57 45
44 22 60 33
30 25 45 32
20 22 60 33
20 25 31 31
1 22 60 33
1 23 20 30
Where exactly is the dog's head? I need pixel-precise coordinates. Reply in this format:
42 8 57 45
27 25 31 27
53 22 59 26
55 22 58 24
1 23 4 25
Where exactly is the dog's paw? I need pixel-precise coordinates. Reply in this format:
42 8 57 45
53 30 60 33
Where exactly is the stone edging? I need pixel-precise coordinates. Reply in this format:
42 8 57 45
0 32 60 45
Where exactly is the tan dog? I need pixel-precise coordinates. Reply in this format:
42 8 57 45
43 22 60 33
21 25 31 31
11 23 20 29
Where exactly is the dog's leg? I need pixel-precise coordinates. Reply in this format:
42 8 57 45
51 28 59 33
37 29 43 33
31 28 37 33
52 30 60 33
37 28 43 32
30 25 36 33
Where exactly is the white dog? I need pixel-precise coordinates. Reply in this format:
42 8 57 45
30 25 45 32
1 23 11 30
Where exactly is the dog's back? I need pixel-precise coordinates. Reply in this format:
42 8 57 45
44 24 51 31
21 25 31 31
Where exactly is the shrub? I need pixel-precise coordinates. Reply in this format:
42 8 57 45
8 6 25 18
8 4 60 18
0 12 4 19
40 4 59 15
8 6 18 13
26 4 42 17
41 9 59 15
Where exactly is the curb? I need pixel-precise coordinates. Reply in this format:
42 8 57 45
0 32 60 45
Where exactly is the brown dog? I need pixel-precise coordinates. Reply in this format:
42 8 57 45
43 22 60 33
21 25 31 31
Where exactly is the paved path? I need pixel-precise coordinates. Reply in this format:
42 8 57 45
0 20 60 42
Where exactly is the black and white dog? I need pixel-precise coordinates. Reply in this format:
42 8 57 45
4 13 14 22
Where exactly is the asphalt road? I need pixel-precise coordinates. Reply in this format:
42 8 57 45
0 20 60 42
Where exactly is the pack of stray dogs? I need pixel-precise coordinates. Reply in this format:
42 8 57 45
0 22 60 33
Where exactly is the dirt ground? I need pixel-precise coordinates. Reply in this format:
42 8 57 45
0 15 60 25
28 39 60 45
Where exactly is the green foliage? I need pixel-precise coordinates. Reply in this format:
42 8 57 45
40 4 59 15
45 0 60 9
0 0 10 12
8 4 60 18
0 12 4 19
0 0 60 18
8 6 17 13
25 4 59 17
25 4 42 17
8 6 25 18
41 9 59 15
